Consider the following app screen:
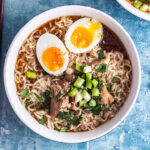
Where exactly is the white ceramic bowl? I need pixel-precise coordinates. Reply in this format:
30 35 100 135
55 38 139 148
117 0 150 21
4 5 141 143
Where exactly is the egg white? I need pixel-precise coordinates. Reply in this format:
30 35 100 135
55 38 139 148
65 18 103 54
36 33 69 76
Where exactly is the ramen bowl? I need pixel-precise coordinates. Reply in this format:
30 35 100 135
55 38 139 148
4 5 141 143
117 0 150 21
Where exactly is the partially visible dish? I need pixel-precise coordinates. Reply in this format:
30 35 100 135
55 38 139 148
117 0 150 21
126 0 150 13
14 16 132 132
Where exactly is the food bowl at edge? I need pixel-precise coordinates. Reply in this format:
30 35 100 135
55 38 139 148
4 5 141 143
117 0 150 21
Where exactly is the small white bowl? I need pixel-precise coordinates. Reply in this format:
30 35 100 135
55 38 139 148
117 0 150 21
4 5 141 143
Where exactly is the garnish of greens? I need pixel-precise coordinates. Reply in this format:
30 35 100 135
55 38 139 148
60 126 68 132
95 64 108 73
20 89 30 98
25 99 32 106
56 89 64 99
112 77 120 83
57 111 82 125
39 118 47 125
98 50 105 60
34 90 52 109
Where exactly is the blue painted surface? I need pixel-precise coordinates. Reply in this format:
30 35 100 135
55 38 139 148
0 0 150 149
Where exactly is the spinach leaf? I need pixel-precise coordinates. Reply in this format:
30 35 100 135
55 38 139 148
25 99 32 106
107 83 112 92
56 89 64 99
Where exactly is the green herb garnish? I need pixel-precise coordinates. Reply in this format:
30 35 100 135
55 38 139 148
20 89 30 98
39 118 47 124
112 77 121 83
115 92 119 96
25 99 32 106
34 93 42 101
60 126 68 132
107 83 112 92
98 50 105 60
95 64 108 73
56 89 64 99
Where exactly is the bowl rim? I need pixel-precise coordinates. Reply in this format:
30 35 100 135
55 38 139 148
3 5 141 143
117 0 150 21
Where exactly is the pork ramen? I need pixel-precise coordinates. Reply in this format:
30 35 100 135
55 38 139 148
15 16 132 132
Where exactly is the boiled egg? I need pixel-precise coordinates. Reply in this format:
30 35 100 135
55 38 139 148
36 33 69 76
65 18 103 54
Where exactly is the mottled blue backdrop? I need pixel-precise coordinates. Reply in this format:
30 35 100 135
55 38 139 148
0 0 150 149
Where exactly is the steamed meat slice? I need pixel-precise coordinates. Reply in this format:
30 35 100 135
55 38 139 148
50 79 70 119
51 79 69 97
50 96 69 119
65 74 76 82
99 78 114 105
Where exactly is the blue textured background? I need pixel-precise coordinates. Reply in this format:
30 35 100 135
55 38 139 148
0 0 150 149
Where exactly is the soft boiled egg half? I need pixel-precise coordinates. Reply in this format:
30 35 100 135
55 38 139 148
65 18 103 54
36 33 69 76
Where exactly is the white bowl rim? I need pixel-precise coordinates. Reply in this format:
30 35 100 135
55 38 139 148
3 5 141 143
117 0 150 21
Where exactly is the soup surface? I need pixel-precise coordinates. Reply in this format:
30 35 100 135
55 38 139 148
15 16 132 132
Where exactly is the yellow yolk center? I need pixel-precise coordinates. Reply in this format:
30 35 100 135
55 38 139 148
71 21 100 49
42 47 64 72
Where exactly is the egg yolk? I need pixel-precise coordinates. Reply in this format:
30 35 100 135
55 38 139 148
42 47 64 72
71 21 100 49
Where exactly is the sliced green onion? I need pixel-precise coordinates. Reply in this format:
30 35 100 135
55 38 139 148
60 126 68 132
69 88 78 97
20 89 30 98
26 71 36 79
79 100 87 107
134 0 142 9
92 79 98 87
39 118 47 124
74 78 85 88
86 78 92 89
75 92 82 102
92 88 100 96
75 62 86 72
112 77 120 83
89 99 96 107
81 90 91 101
86 73 92 80
83 66 92 73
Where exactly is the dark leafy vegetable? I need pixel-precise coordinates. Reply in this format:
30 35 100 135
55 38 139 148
56 89 64 99
20 89 30 98
95 64 108 73
54 126 59 131
25 99 32 106
60 126 68 132
115 92 119 96
93 96 103 102
57 111 82 125
112 77 120 83
39 118 47 124
91 104 109 115
98 50 105 60
98 80 107 88
107 83 112 92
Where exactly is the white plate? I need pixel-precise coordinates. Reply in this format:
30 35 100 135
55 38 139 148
117 0 150 21
4 5 141 143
